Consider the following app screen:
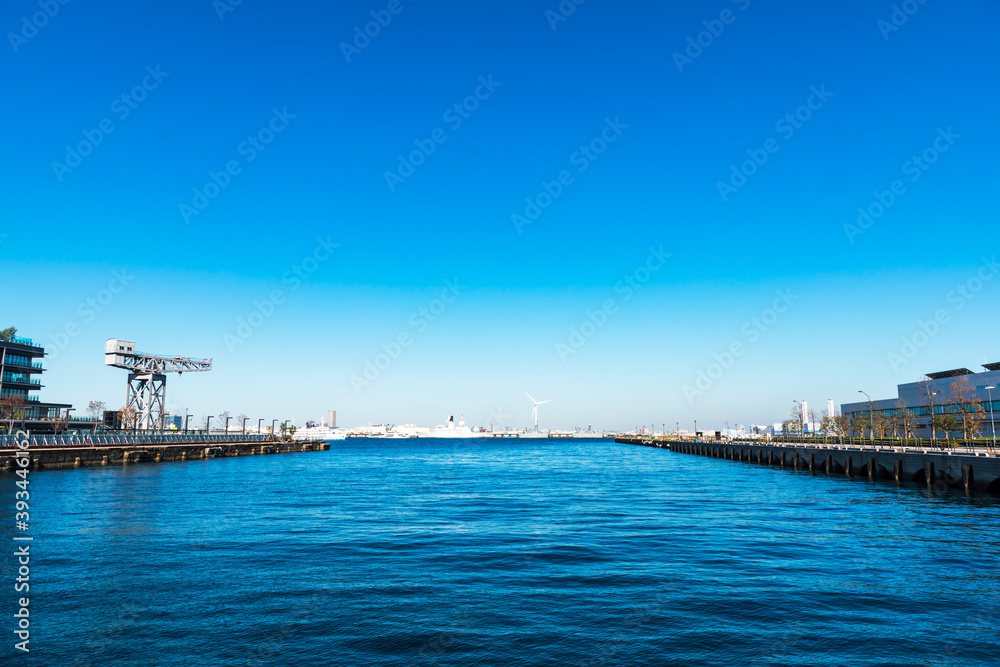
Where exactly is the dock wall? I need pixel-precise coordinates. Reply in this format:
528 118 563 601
0 440 330 472
618 438 1000 495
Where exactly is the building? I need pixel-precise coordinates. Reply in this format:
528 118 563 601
0 332 90 433
326 410 337 428
841 365 1000 438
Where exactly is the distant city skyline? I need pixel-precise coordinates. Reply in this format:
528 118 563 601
5 0 999 431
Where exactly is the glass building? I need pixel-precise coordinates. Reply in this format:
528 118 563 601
0 332 79 432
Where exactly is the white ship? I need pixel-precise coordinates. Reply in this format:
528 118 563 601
421 415 488 438
293 426 346 441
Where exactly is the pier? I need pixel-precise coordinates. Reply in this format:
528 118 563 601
617 438 1000 495
0 434 329 471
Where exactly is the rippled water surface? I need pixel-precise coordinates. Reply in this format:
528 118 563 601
7 439 1000 665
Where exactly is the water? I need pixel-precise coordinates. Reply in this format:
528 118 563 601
5 439 1000 666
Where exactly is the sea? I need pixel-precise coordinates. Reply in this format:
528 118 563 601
4 438 999 666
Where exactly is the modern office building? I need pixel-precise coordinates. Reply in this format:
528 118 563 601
0 332 89 433
326 410 337 428
842 364 1000 438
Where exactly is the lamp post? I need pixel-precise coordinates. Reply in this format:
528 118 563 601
793 400 803 439
184 414 191 433
858 391 874 446
241 416 247 435
272 419 278 440
975 373 997 450
258 418 264 435
206 415 214 435
225 416 232 434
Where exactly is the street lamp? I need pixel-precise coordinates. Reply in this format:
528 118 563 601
206 415 214 434
241 416 248 435
975 372 997 450
272 419 278 440
225 416 232 434
793 400 803 438
185 414 191 433
858 391 874 446
258 418 264 435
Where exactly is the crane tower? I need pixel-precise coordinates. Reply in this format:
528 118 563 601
105 339 212 430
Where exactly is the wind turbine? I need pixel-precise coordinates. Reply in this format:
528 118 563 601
525 392 552 431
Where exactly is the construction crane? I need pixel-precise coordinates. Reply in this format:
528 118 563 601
104 339 212 430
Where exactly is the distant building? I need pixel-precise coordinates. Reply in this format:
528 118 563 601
0 332 90 433
842 365 1000 438
327 410 337 428
167 416 183 430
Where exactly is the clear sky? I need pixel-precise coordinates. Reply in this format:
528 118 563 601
4 0 999 431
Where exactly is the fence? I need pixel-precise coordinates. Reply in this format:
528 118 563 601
0 433 271 449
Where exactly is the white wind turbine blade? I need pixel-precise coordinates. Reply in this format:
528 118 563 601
537 400 552 405
525 392 536 404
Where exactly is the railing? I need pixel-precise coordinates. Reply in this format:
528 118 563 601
2 336 35 347
721 435 998 454
0 433 272 449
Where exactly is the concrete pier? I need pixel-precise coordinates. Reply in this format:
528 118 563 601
0 440 330 472
617 438 1000 495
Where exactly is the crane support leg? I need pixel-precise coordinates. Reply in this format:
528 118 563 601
126 373 166 431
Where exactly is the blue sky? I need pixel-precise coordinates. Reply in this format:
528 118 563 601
4 0 999 431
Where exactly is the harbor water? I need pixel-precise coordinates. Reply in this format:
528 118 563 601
6 438 1000 665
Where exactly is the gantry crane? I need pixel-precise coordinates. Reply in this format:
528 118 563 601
104 339 212 430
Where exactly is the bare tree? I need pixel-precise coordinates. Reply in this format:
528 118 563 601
216 411 231 432
893 400 916 439
917 377 941 440
849 413 868 438
87 400 107 430
118 406 138 432
948 377 985 439
235 413 248 433
0 394 26 434
51 409 70 435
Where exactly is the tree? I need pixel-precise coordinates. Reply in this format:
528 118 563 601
235 413 248 433
118 406 138 432
0 394 26 433
288 425 297 440
893 400 917 439
51 409 70 435
216 411 231 431
849 412 868 438
948 377 985 439
0 327 16 341
934 414 958 441
918 378 941 440
87 400 107 430
279 421 289 440
871 412 890 438
782 419 801 435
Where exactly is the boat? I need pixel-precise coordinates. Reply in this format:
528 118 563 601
421 415 487 438
293 426 346 441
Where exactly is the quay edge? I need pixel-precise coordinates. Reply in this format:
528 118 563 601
0 440 330 472
617 438 1000 495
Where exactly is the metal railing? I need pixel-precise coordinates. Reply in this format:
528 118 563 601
0 433 272 449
